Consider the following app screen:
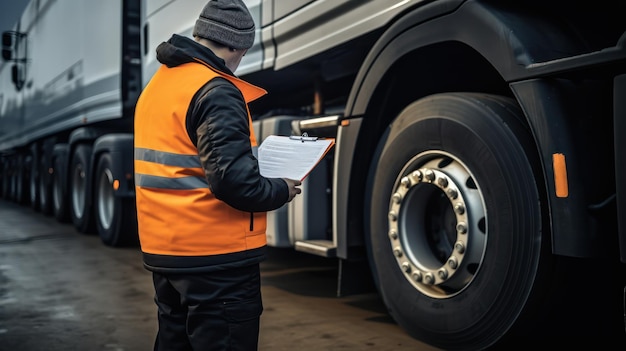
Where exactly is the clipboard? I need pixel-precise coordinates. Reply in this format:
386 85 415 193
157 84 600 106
258 133 335 181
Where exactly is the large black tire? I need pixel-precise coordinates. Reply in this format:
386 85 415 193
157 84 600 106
29 147 40 211
93 152 138 247
15 154 29 205
52 155 70 222
365 93 554 350
0 159 8 199
69 144 95 233
39 154 53 215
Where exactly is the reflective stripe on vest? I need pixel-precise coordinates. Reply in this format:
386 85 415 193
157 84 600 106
135 148 208 190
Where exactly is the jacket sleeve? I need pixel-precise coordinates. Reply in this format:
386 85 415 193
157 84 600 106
188 78 289 212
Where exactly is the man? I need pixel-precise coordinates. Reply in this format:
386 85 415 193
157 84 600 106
133 1 302 350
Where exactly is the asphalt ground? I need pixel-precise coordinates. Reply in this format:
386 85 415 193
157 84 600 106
0 199 440 351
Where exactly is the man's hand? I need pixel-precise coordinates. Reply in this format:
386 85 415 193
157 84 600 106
283 178 302 202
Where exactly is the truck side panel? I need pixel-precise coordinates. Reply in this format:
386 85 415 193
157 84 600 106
0 0 125 151
270 0 424 70
141 0 263 84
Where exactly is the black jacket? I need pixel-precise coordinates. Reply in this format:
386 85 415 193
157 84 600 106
155 34 289 213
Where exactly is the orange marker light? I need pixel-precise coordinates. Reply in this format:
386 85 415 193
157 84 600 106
552 153 569 198
113 179 120 191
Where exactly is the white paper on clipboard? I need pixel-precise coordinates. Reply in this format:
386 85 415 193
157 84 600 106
258 135 335 181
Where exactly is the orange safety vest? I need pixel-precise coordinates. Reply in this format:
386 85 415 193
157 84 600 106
134 60 267 257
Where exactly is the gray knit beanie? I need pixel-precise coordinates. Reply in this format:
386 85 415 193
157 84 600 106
193 0 255 50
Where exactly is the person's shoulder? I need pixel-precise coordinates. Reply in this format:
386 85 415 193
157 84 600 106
194 77 244 109
203 77 243 99
208 76 236 90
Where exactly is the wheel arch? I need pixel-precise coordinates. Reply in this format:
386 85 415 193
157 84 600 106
92 133 135 197
338 0 614 259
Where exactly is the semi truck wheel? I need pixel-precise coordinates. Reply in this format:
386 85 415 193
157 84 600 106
0 159 7 199
29 147 40 211
15 154 28 205
94 152 137 247
365 93 557 349
52 155 70 222
39 155 53 215
69 144 95 233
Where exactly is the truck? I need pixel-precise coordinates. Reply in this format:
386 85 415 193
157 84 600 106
1 0 625 349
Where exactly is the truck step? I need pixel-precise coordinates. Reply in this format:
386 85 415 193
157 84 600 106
294 240 336 257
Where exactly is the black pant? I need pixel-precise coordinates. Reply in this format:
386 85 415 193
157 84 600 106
152 264 263 351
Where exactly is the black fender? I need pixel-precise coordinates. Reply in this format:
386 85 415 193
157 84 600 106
339 0 626 258
92 133 135 197
67 127 113 209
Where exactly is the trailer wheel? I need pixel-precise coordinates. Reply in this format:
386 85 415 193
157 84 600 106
0 159 7 199
29 147 40 211
52 155 70 222
39 155 53 215
69 144 95 233
15 154 29 205
365 93 557 349
94 152 137 247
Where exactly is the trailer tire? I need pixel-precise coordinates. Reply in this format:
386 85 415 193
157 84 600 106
39 154 53 215
29 147 40 211
69 144 95 233
1 159 9 199
15 154 29 205
365 93 557 349
52 155 70 222
94 152 138 247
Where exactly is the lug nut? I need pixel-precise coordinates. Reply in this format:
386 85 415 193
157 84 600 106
411 170 423 182
454 241 465 254
402 262 411 273
401 177 410 188
448 257 458 269
438 268 448 280
454 203 465 215
393 248 402 257
447 188 458 199
388 211 397 222
389 230 398 240
424 273 435 285
425 169 435 182
412 271 423 282
456 222 467 234
392 193 402 204
437 177 448 188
